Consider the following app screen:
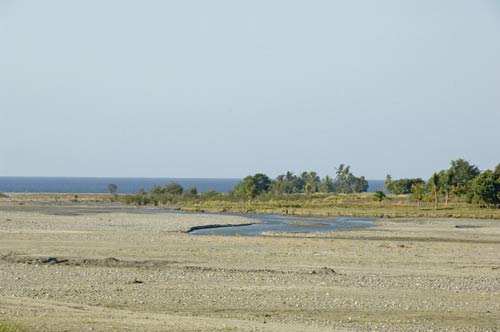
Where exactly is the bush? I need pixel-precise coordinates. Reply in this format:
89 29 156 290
184 187 198 197
151 183 184 196
386 178 425 194
469 171 500 207
200 190 221 200
373 190 386 203
122 193 151 206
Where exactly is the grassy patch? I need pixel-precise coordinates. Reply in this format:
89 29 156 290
178 193 500 219
0 321 25 332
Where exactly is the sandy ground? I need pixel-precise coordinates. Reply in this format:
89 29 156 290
0 206 499 332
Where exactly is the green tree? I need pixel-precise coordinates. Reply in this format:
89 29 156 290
429 173 441 210
252 173 272 193
164 183 184 195
448 159 480 196
300 171 320 193
271 171 304 194
150 185 164 195
184 187 198 197
334 164 352 193
438 170 454 206
493 163 500 179
107 183 118 194
353 176 369 193
201 189 219 199
270 174 287 194
387 178 425 195
411 183 427 209
235 177 257 200
333 164 368 193
319 175 334 193
384 174 393 193
234 174 271 200
107 183 118 201
469 171 500 207
304 183 314 195
373 190 386 205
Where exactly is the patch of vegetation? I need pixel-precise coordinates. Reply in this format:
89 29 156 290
120 159 500 218
385 176 424 194
373 190 386 204
0 192 9 198
0 321 25 332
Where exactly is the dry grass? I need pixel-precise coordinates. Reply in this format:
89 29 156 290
181 193 500 219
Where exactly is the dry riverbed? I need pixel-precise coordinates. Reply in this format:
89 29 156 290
0 206 499 331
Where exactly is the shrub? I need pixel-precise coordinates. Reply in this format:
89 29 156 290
469 171 500 207
184 187 198 197
200 190 220 200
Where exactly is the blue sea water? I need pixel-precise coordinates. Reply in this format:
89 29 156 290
0 177 240 194
0 177 385 194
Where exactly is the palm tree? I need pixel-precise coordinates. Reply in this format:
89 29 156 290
430 173 440 210
441 170 454 206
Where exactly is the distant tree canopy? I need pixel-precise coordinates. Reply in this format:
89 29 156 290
385 159 484 207
399 158 493 208
494 163 500 179
373 190 386 204
184 187 198 197
235 165 369 197
385 177 425 194
469 170 500 207
437 170 454 205
332 164 368 194
429 172 441 209
234 173 272 199
301 171 321 194
319 175 334 193
107 183 118 194
411 182 427 209
419 159 484 207
121 158 500 210
271 171 308 194
448 159 480 196
151 182 184 196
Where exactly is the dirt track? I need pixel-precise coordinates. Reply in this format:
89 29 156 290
0 207 499 331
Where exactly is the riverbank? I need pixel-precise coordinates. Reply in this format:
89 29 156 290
0 205 499 331
180 198 500 219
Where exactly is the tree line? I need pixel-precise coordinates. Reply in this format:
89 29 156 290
385 159 500 208
121 158 500 209
234 164 368 200
121 164 368 206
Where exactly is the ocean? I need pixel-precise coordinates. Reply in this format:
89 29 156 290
0 177 385 194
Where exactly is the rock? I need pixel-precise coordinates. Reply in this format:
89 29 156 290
41 257 68 265
309 267 337 275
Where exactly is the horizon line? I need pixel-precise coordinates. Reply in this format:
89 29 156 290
0 175 386 181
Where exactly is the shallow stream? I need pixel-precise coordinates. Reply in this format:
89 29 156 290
188 214 374 236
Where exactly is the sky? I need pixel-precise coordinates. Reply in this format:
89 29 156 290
1 0 500 179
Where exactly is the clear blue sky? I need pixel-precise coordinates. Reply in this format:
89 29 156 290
1 0 499 179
